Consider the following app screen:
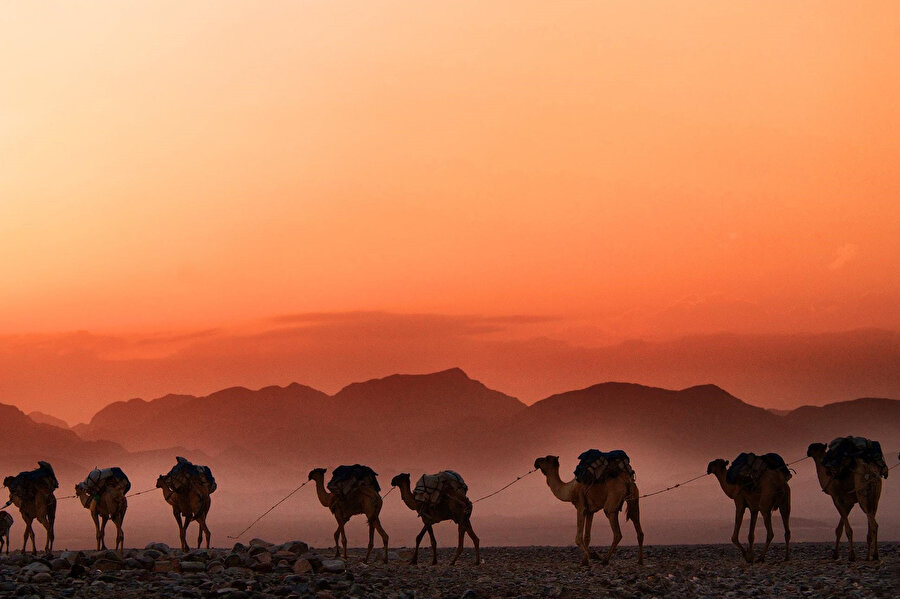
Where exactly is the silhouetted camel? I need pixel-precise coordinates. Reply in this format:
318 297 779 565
706 459 791 563
534 456 643 566
2 461 57 554
75 468 130 553
807 443 882 561
308 467 389 563
0 511 12 554
156 458 215 551
390 472 481 565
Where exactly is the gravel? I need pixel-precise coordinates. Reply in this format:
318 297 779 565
0 542 895 598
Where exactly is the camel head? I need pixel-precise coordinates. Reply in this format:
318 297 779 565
308 468 326 481
74 482 92 508
2 477 13 490
806 443 827 460
706 459 729 475
533 455 560 474
155 475 170 490
390 473 410 488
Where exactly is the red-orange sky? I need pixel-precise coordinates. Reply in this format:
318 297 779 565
1 2 898 422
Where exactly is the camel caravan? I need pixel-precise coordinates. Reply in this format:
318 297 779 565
0 436 893 566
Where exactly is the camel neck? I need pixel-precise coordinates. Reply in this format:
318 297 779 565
543 468 576 503
397 482 419 511
712 471 740 499
810 456 833 491
313 477 332 508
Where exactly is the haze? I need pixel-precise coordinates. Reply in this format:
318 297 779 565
2 1 899 423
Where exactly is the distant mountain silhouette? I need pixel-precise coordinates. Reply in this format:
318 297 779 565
74 368 526 463
68 370 899 478
27 411 70 429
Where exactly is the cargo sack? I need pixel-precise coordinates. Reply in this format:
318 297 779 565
575 449 634 485
328 464 381 497
414 470 468 504
167 457 217 495
824 437 889 479
726 452 791 488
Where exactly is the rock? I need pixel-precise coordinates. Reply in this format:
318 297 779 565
319 559 346 573
31 572 52 583
282 541 309 555
145 542 171 553
249 538 274 548
273 550 296 561
254 551 272 564
23 562 51 574
206 561 225 575
50 558 70 570
461 590 481 599
154 560 176 572
179 561 206 573
93 558 124 572
0 582 15 592
293 558 315 574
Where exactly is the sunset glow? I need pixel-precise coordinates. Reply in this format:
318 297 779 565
2 1 898 421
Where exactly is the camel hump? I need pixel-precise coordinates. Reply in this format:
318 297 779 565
824 436 889 479
328 464 381 495
83 467 131 496
414 470 468 504
575 449 633 485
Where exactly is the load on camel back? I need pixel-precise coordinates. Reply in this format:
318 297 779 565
327 464 380 498
823 436 889 480
414 470 468 506
725 452 791 489
4 461 58 503
76 467 131 508
574 449 635 485
166 457 217 495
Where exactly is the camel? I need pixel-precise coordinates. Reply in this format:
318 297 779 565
534 455 644 566
308 467 389 563
2 461 57 554
390 473 481 566
706 459 791 563
807 443 882 561
0 511 12 554
156 475 212 552
75 468 130 553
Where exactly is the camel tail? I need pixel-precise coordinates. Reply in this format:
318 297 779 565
625 485 639 523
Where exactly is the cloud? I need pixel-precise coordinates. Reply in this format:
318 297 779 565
828 243 859 271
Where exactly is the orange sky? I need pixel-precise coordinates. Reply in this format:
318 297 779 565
1 2 899 419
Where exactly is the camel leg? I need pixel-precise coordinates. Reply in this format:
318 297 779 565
757 510 774 563
340 521 349 560
411 525 428 565
92 510 102 551
631 509 645 565
466 520 481 565
865 512 878 561
601 510 623 565
575 509 589 566
172 509 187 552
374 517 389 564
424 525 437 566
23 518 35 554
198 514 211 550
779 492 791 562
45 499 56 553
731 504 746 561
332 526 342 558
114 512 125 554
99 515 109 550
364 519 375 563
583 511 600 560
450 523 465 566
746 509 758 564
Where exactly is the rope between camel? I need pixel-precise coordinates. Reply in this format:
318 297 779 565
227 480 311 540
472 468 538 503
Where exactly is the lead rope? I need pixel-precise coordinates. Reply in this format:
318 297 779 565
227 480 311 540
472 468 538 503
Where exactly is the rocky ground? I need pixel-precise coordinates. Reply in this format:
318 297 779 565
0 541 896 599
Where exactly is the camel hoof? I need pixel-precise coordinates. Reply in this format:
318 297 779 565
590 550 602 560
848 553 856 563
579 558 590 567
